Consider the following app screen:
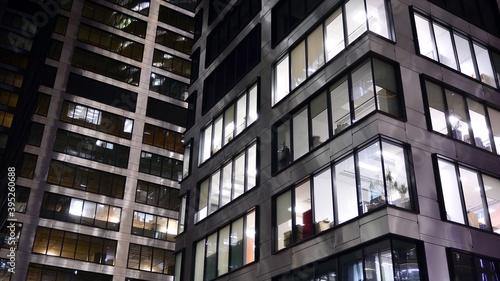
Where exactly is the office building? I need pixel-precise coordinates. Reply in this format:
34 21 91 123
0 0 195 280
176 0 500 280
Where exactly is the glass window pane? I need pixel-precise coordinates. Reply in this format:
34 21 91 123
359 142 384 213
234 153 245 199
459 167 487 229
223 105 234 145
33 227 50 254
127 244 140 269
482 175 500 234
454 34 475 77
467 99 491 151
230 217 244 270
244 210 256 264
293 108 309 160
218 225 230 275
335 156 358 223
313 169 334 232
311 92 329 148
330 78 351 135
213 116 223 154
414 14 437 60
247 143 257 190
132 211 145 236
382 142 410 209
345 0 367 44
488 108 500 155
307 25 325 74
425 81 448 135
473 43 496 87
276 121 291 170
437 159 465 224
151 248 165 273
194 240 206 281
433 23 457 69
295 181 312 242
325 9 344 61
75 235 90 261
291 41 306 90
374 59 400 117
236 95 247 135
139 246 152 271
248 84 258 125
275 55 289 105
451 251 475 280
82 201 96 226
210 171 220 214
364 240 393 280
61 232 77 258
341 249 363 281
205 233 217 280
197 179 209 222
352 61 376 121
277 191 292 250
47 229 64 256
201 125 212 162
446 90 470 144
221 163 232 206
392 240 421 280
367 0 390 39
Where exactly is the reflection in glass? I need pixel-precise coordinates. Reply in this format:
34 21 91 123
359 142 384 213
314 169 334 231
293 108 309 160
335 156 358 223
330 78 351 135
345 0 367 44
277 191 292 250
467 99 491 151
352 62 375 121
437 159 465 224
325 9 344 61
446 90 470 143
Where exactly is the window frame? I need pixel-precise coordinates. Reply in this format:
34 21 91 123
272 55 405 173
421 77 500 154
433 155 499 234
195 141 259 223
199 80 259 165
273 136 417 251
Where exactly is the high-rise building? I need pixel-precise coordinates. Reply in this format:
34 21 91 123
176 0 500 280
0 0 195 280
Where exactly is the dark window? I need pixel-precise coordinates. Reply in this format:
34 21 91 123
143 123 184 153
40 192 121 231
14 186 30 213
139 151 183 181
40 65 57 88
19 153 37 179
149 72 189 100
158 5 195 34
146 97 188 127
205 0 260 66
135 180 180 210
152 49 191 78
104 0 150 15
32 227 117 265
208 0 231 24
77 24 144 61
155 27 193 55
163 0 197 11
34 93 51 116
273 238 425 280
427 0 500 36
72 48 141 86
53 129 130 168
449 250 500 281
271 0 323 46
28 122 44 147
0 68 23 88
0 49 29 69
54 15 68 35
127 243 175 275
82 1 147 38
66 73 137 112
26 263 113 281
202 24 260 114
47 160 126 198
47 39 63 61
0 89 18 108
0 28 33 52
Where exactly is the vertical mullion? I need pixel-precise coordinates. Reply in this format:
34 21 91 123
354 148 363 215
463 97 476 146
440 85 453 137
483 105 498 154
309 174 317 234
331 163 338 227
454 164 470 226
370 59 378 111
477 173 493 231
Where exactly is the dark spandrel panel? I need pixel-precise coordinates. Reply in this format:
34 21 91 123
66 73 137 112
146 97 187 128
